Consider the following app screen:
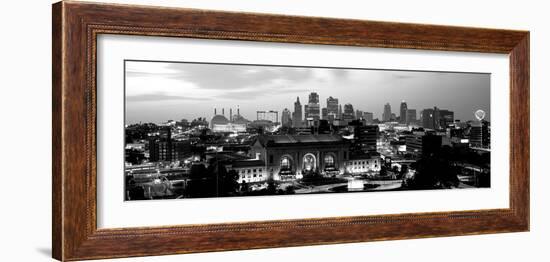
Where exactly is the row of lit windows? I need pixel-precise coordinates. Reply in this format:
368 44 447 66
240 174 263 179
348 160 378 166
351 165 378 170
239 168 263 174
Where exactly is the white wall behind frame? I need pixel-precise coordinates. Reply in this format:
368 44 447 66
0 0 547 262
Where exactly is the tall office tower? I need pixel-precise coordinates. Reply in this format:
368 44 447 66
281 108 292 127
400 101 408 124
326 96 339 123
470 120 490 148
438 109 454 128
422 108 434 129
268 110 279 123
257 111 276 123
363 112 374 124
321 108 328 120
292 97 303 128
343 103 355 124
349 120 379 154
383 103 392 122
422 107 441 129
482 120 490 148
309 92 319 104
338 104 343 119
469 122 483 147
306 92 320 122
356 110 364 120
406 109 417 125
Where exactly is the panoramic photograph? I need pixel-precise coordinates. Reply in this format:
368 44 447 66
124 60 491 201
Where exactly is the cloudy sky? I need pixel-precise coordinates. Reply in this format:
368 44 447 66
125 60 490 124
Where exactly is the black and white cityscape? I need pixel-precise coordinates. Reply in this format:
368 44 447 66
124 60 491 201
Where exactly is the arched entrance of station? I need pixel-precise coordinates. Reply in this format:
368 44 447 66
323 153 339 176
302 153 317 176
278 155 295 180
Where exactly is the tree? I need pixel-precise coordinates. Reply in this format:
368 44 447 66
399 165 409 178
127 185 146 200
186 163 216 198
408 156 459 189
240 180 249 194
218 169 239 197
379 165 388 177
285 185 296 194
266 179 277 195
392 166 399 174
205 159 239 197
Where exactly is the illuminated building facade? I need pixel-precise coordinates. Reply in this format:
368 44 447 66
250 134 351 180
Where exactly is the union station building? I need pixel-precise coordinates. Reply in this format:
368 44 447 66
248 134 381 181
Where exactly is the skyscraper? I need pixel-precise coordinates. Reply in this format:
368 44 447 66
383 103 392 122
422 107 453 130
326 96 339 124
356 110 364 120
470 122 483 147
363 112 374 124
306 92 320 123
400 101 408 124
438 109 454 128
422 108 438 129
256 110 278 123
308 92 319 104
470 120 490 148
406 109 417 125
292 97 302 128
281 108 292 127
422 107 451 130
343 103 355 124
349 120 379 154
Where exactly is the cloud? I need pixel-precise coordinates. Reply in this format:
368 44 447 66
126 93 213 102
130 61 313 90
126 61 318 101
220 87 311 100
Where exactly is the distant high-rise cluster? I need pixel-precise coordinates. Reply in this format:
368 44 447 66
214 92 459 131
286 92 377 128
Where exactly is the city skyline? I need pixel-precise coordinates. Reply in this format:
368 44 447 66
125 60 491 124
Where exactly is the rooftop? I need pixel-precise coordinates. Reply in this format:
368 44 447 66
256 134 348 147
230 159 266 168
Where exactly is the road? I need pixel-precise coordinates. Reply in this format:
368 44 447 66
295 182 348 194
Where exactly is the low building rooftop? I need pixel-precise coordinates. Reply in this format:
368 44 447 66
256 134 347 147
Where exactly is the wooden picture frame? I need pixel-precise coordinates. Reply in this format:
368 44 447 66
52 1 529 261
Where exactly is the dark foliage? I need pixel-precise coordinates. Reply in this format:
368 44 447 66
408 156 459 189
